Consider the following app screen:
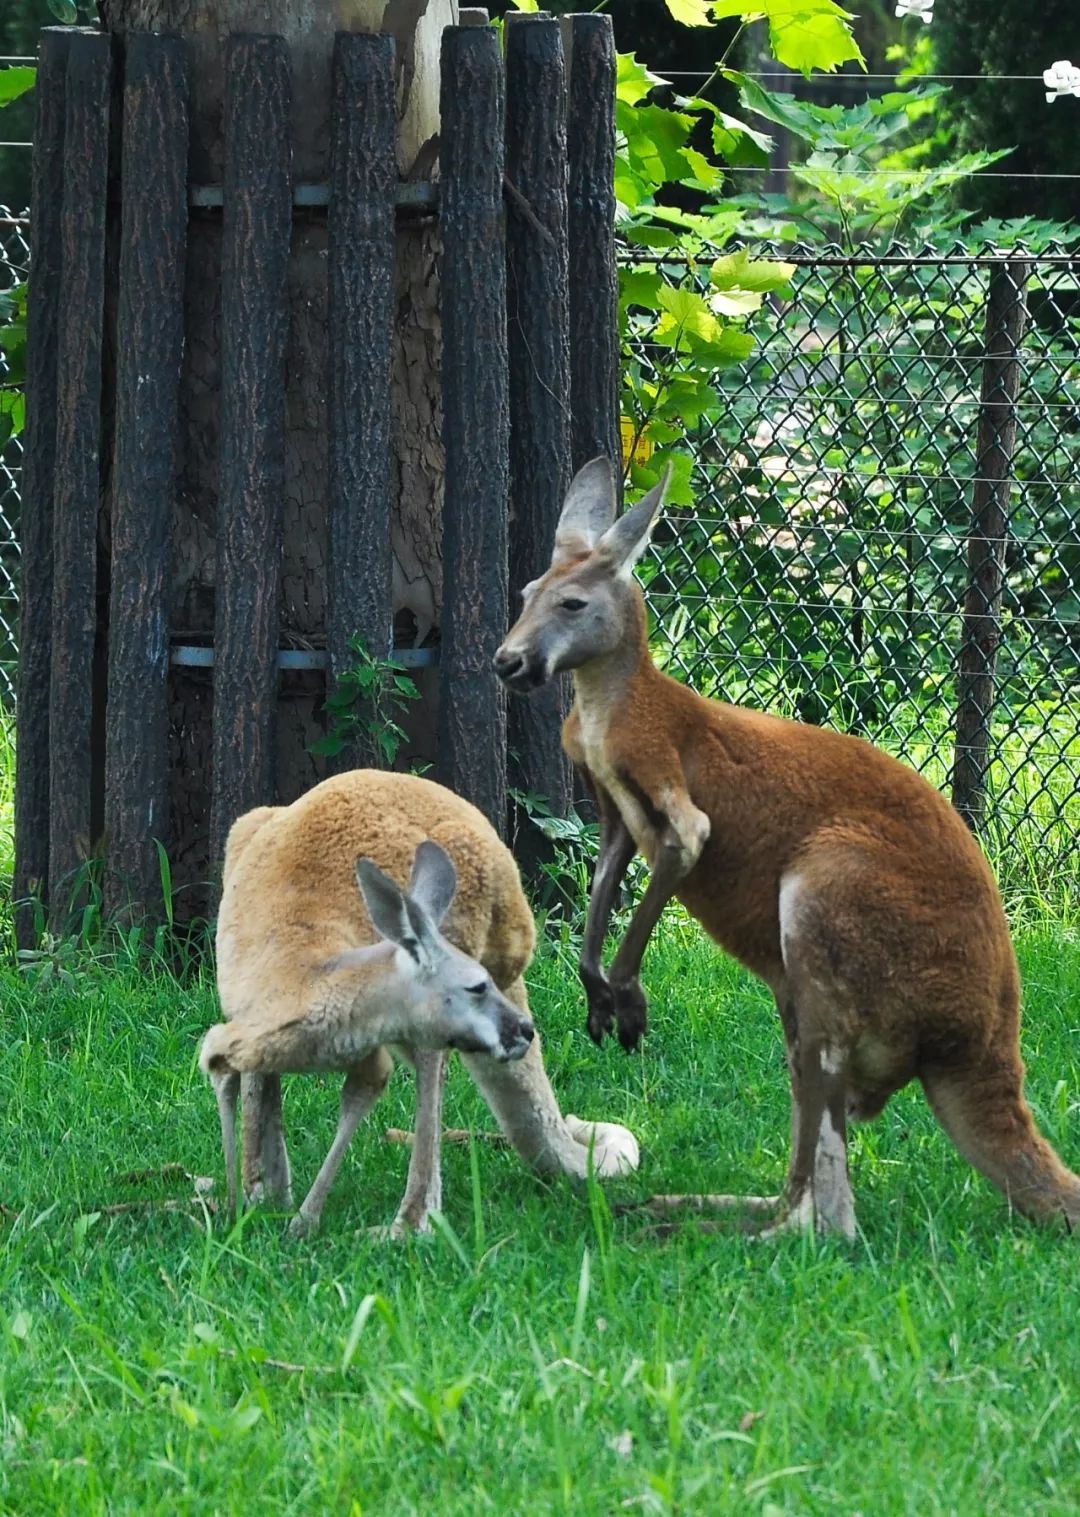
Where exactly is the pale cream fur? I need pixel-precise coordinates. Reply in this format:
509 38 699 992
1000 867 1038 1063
201 770 639 1236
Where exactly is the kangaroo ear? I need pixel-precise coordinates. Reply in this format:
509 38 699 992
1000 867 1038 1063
355 857 428 963
408 840 458 928
595 464 672 578
554 456 617 556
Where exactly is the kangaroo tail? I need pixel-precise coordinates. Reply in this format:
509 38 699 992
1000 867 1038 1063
922 1057 1080 1227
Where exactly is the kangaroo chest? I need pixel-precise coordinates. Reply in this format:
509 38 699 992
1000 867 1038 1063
571 705 662 863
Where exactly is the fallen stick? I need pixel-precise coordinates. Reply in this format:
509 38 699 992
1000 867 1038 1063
383 1127 509 1148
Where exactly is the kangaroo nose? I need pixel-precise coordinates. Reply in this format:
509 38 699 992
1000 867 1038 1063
494 647 525 681
519 1018 535 1045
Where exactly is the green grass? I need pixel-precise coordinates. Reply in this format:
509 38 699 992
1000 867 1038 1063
3 912 1080 1516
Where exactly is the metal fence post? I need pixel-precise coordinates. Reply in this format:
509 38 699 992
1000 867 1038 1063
951 257 1030 832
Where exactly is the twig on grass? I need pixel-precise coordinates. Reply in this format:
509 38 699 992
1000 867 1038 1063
384 1126 509 1147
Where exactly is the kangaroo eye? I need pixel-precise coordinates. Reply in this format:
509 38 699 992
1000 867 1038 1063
560 597 587 612
466 981 487 996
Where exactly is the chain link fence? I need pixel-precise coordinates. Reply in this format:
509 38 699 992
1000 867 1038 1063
0 205 27 706
627 242 1080 891
0 213 1077 887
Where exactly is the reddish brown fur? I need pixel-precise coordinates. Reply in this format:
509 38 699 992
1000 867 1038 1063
498 467 1080 1234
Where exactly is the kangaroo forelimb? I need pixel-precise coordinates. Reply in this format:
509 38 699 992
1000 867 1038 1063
579 779 636 1045
606 834 690 1051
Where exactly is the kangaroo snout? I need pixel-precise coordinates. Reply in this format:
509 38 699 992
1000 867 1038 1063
494 644 547 693
496 1010 536 1062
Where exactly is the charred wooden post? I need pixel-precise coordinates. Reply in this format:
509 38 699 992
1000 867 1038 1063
505 15 573 855
14 28 70 946
438 24 509 835
325 32 396 770
210 35 292 873
104 34 190 921
564 13 619 484
951 258 1030 832
48 30 112 931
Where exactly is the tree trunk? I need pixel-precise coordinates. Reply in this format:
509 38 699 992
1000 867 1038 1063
98 0 452 917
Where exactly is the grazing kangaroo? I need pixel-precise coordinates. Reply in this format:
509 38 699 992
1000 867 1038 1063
494 457 1080 1238
200 770 639 1237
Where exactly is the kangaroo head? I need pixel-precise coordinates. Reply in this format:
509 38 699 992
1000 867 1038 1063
354 840 535 1062
494 457 671 693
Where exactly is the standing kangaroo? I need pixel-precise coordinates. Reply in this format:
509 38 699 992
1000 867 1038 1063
201 770 639 1237
494 457 1080 1238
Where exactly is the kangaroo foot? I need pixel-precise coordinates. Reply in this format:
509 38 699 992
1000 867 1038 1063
610 977 648 1052
582 967 616 1044
564 1115 641 1176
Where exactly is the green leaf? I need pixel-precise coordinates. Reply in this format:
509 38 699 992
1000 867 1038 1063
710 248 796 293
616 53 668 107
729 73 835 145
0 67 35 108
681 147 722 190
618 102 697 185
629 450 695 506
711 0 864 76
707 105 773 166
620 270 664 311
664 0 712 25
622 225 681 249
711 287 765 316
508 0 539 9
309 735 346 757
656 286 723 345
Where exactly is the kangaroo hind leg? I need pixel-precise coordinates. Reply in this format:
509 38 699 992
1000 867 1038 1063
760 1025 856 1241
765 870 859 1240
242 1073 292 1208
922 1057 1080 1227
211 1069 241 1221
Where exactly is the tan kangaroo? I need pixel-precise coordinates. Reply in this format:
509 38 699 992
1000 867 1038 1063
494 457 1080 1239
200 770 639 1238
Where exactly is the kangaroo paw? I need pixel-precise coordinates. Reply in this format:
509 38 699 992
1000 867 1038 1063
582 968 616 1045
611 978 648 1052
564 1116 641 1176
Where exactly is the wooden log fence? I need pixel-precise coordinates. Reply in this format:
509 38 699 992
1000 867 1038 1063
437 23 509 832
14 13 619 937
326 32 396 773
209 35 292 870
104 33 190 921
504 14 573 857
13 27 69 946
47 30 111 932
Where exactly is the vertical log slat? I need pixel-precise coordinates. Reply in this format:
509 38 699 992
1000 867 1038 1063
505 15 573 850
326 31 396 770
210 34 292 871
951 258 1030 832
438 25 509 834
564 13 619 482
104 33 190 920
14 28 70 945
48 30 111 930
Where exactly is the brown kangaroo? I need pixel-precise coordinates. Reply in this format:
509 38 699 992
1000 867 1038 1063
494 457 1080 1238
